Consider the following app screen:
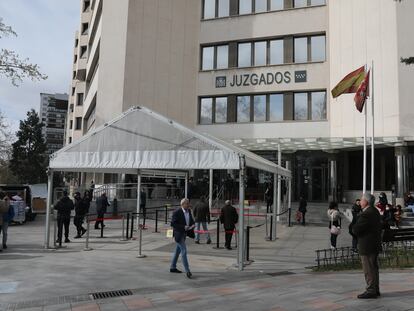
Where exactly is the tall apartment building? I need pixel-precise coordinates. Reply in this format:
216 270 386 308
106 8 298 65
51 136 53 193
39 93 68 155
67 0 414 202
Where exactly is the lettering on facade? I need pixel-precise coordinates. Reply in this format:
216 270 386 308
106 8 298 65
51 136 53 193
215 70 307 88
215 76 227 88
294 70 307 83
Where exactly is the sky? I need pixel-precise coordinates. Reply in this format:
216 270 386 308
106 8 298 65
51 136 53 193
0 0 80 134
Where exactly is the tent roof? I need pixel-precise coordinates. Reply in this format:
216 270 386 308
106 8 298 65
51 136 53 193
50 106 290 177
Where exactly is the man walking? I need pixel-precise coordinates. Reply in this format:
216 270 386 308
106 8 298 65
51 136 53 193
170 198 195 279
95 193 110 230
193 196 211 244
352 193 382 299
54 190 74 246
298 196 307 226
73 192 88 238
220 200 238 250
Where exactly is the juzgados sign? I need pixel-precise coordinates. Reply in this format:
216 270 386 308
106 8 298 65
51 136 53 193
215 70 307 88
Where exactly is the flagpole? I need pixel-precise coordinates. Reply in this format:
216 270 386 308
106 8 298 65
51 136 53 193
370 61 375 195
363 64 367 195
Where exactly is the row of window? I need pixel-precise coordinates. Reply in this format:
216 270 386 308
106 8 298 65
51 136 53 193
203 0 325 19
69 117 83 130
199 91 326 124
201 35 325 70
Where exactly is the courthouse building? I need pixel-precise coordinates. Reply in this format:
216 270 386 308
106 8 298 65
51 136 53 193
66 0 414 202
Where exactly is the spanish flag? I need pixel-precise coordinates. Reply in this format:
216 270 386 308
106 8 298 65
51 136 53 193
354 70 370 113
331 66 366 98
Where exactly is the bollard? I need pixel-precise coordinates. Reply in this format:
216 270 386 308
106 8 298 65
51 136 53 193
84 215 92 251
100 216 104 238
165 205 168 224
120 215 127 241
137 221 146 258
53 212 57 249
288 208 292 227
246 226 251 262
126 213 130 239
130 214 135 239
269 215 273 241
154 210 159 233
214 218 220 249
265 213 268 239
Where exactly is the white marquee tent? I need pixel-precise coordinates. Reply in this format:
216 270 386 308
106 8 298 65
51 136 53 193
46 106 291 270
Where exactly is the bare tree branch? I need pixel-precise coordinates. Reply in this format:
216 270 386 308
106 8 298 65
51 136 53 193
0 17 17 38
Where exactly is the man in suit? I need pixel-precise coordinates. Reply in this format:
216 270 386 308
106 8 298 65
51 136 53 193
352 193 382 299
170 198 195 279
220 200 238 250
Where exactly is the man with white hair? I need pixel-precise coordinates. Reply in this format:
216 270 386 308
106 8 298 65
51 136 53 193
170 198 195 279
352 193 382 299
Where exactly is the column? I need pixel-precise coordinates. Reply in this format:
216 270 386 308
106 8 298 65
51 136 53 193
209 169 213 211
395 146 408 204
238 156 246 271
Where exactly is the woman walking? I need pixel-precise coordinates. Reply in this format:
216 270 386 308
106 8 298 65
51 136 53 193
327 201 341 249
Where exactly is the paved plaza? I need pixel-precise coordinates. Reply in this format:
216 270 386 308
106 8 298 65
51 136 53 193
0 205 413 311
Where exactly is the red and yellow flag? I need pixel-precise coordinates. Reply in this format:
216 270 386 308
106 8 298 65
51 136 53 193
354 70 370 113
331 66 366 98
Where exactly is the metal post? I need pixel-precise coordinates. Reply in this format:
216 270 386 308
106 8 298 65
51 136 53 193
130 213 135 239
269 215 273 241
277 145 282 222
246 226 251 262
371 60 375 195
209 169 213 211
165 205 168 224
272 173 277 240
120 215 127 241
155 210 159 233
137 171 141 232
288 177 292 222
214 218 220 249
288 207 292 227
184 174 188 199
44 169 54 249
126 213 130 239
137 218 146 258
53 211 57 248
100 217 104 238
84 215 92 251
238 156 246 271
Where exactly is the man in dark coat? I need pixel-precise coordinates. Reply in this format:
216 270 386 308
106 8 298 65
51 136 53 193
170 198 195 279
73 192 88 238
95 193 110 230
193 196 211 244
298 196 307 226
352 193 382 299
349 199 361 251
220 200 238 250
54 190 74 245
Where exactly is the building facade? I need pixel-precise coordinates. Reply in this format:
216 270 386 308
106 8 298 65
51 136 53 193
67 0 414 202
39 93 68 155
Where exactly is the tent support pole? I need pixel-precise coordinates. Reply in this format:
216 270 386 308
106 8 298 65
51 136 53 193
137 171 141 231
184 173 188 199
277 145 282 222
45 169 54 249
273 173 277 240
209 169 213 211
238 156 246 271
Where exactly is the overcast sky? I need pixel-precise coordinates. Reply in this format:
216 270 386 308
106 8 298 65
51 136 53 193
0 0 79 134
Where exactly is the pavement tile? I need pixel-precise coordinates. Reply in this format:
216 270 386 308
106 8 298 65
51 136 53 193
71 303 100 311
248 281 276 289
305 298 345 311
43 303 72 311
166 290 200 303
122 297 153 310
268 307 287 311
211 287 241 296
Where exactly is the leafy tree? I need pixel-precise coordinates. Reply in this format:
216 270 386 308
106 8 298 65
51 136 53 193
0 18 47 86
0 109 18 183
9 109 48 184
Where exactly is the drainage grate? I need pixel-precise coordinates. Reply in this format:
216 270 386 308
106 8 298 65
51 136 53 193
267 271 295 277
90 289 133 300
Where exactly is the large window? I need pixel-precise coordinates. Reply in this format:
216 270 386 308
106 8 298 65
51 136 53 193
75 117 82 130
253 95 266 121
311 91 327 120
203 0 230 19
294 93 308 120
202 46 214 70
237 96 251 122
218 0 230 17
255 0 267 13
294 37 308 63
270 0 283 10
311 35 326 62
203 0 216 19
254 41 267 66
200 98 213 124
76 93 84 106
238 43 252 67
216 45 229 69
215 97 228 123
202 45 228 70
270 39 283 65
239 0 252 14
269 94 283 121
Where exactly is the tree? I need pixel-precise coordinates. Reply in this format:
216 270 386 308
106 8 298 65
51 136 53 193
0 18 47 86
0 109 18 183
9 109 48 184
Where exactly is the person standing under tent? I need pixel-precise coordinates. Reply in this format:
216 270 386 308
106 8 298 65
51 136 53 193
220 200 238 250
73 192 88 238
54 190 74 245
298 196 307 226
193 196 211 245
95 193 110 230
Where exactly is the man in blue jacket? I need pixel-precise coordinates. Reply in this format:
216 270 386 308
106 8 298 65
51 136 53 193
170 198 195 279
